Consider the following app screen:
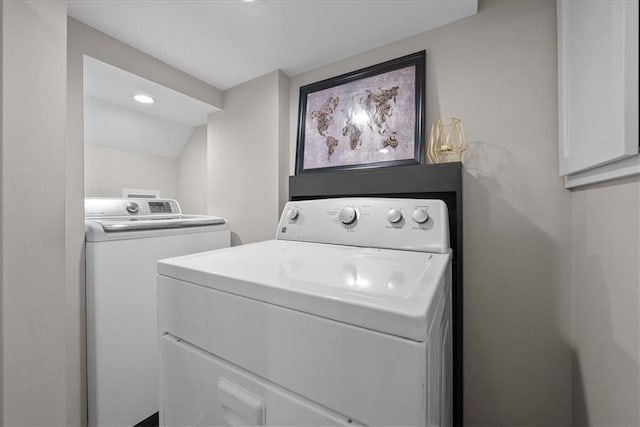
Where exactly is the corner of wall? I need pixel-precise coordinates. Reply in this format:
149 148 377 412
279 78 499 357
206 70 283 244
66 15 88 425
277 70 290 215
0 0 4 422
177 124 208 214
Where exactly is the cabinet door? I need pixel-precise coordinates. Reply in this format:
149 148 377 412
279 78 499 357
159 334 364 426
557 0 639 176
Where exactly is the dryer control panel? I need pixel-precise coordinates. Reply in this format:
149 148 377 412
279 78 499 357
277 198 450 254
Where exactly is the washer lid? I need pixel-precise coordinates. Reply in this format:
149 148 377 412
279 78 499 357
85 215 229 242
89 215 226 232
158 240 451 342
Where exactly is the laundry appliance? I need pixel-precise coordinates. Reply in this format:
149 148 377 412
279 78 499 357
157 197 452 426
85 198 230 427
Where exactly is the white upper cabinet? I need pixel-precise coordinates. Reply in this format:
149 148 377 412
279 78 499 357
557 0 639 181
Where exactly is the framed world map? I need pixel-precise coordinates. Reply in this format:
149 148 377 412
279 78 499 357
295 51 425 174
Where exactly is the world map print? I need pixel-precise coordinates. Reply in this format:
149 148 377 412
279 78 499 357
303 65 416 170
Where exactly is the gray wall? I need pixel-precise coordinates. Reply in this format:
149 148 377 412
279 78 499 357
178 125 208 214
277 70 290 214
287 0 572 425
571 176 640 426
1 1 68 424
208 70 288 245
84 144 179 199
0 1 4 418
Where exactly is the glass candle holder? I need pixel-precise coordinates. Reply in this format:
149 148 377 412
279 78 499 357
427 117 466 164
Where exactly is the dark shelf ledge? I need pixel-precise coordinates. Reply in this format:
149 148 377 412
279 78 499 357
289 162 462 198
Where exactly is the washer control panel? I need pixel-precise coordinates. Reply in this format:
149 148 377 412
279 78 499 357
278 198 450 253
125 202 139 215
85 198 181 218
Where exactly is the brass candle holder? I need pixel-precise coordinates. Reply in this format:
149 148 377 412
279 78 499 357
427 117 466 164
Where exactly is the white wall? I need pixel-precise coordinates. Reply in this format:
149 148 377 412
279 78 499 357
0 1 4 419
178 125 207 214
571 176 640 426
1 1 68 424
84 144 179 199
287 0 572 425
208 70 288 245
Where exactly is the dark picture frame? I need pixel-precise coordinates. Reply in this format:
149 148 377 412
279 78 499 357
295 51 425 174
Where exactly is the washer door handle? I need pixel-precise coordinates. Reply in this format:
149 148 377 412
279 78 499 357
218 378 265 425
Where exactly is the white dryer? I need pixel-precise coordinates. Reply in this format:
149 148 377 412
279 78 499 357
85 198 230 427
157 198 452 426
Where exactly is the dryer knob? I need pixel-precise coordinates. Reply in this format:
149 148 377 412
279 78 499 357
125 202 139 215
387 208 403 224
339 207 358 225
287 208 299 220
412 207 429 224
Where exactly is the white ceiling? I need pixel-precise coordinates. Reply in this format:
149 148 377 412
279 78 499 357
68 0 478 91
84 96 196 158
83 56 215 157
84 56 219 127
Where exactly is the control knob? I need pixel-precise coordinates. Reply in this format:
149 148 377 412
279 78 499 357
387 208 403 224
125 202 139 215
339 206 358 225
287 207 299 221
412 207 429 224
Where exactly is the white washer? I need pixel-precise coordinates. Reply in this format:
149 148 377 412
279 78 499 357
85 198 230 427
157 197 452 426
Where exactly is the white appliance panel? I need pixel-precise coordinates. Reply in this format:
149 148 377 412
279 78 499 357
85 197 181 217
158 276 435 426
159 240 450 342
160 334 366 426
86 226 230 427
85 217 228 242
277 198 450 253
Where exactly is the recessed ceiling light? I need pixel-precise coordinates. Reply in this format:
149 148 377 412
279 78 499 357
133 94 154 104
